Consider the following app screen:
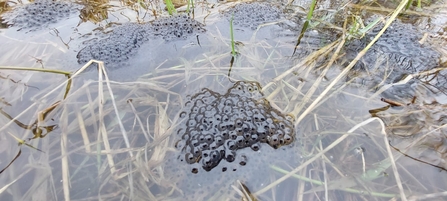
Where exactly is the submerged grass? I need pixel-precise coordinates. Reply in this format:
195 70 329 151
0 66 71 76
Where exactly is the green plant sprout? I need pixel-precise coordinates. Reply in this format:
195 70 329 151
186 0 194 14
230 14 236 57
165 0 176 15
292 0 317 56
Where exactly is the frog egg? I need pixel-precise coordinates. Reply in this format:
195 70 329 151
217 122 227 131
283 126 293 135
226 140 237 151
235 128 244 136
225 151 236 162
204 134 214 144
243 131 251 139
222 114 230 122
239 155 247 166
215 135 224 146
197 124 207 132
250 143 260 151
209 142 219 150
235 119 244 128
175 140 185 149
229 130 237 140
192 146 202 156
268 135 280 149
201 150 223 171
223 105 232 114
227 123 235 131
235 136 245 148
275 130 284 138
179 112 186 118
200 143 209 150
185 153 197 164
187 119 197 127
189 138 200 147
221 131 229 139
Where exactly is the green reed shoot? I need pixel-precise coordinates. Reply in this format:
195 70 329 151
406 0 423 9
306 0 318 23
165 0 176 15
230 14 236 57
186 0 190 13
292 0 317 55
186 0 194 14
405 0 413 9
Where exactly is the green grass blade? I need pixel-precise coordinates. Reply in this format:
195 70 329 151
186 0 190 13
405 0 413 10
292 0 317 56
230 14 236 57
165 0 176 15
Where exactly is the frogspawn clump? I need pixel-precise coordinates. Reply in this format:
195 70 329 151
344 21 440 85
76 23 148 66
222 2 283 30
76 14 205 66
148 14 206 41
1 0 81 30
175 81 295 173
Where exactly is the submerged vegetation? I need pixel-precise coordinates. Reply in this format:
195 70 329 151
0 0 446 200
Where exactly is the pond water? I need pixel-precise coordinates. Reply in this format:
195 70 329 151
0 0 447 200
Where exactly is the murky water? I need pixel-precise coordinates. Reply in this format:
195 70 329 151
1 0 447 200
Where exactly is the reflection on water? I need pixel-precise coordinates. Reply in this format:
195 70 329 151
0 0 447 200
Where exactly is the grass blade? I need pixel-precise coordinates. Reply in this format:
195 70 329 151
292 0 317 56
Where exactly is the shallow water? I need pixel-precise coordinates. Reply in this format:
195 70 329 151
1 0 447 200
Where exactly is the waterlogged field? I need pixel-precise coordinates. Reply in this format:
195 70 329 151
0 0 447 200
